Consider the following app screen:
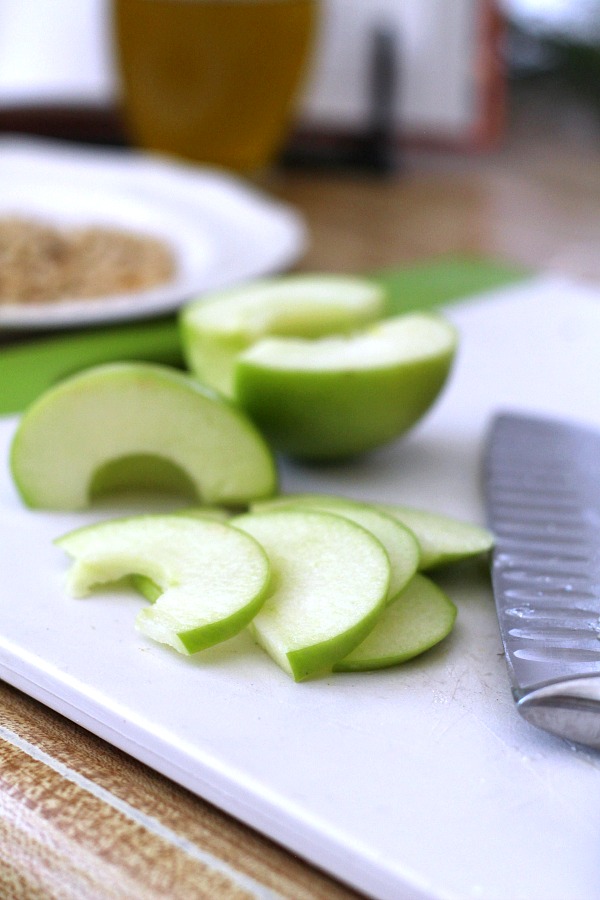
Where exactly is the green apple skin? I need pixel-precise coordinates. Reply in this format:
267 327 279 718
56 514 271 654
232 509 391 681
235 313 457 461
10 362 277 511
179 274 385 396
333 573 457 671
249 494 419 603
374 504 494 570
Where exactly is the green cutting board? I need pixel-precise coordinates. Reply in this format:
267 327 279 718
0 257 527 415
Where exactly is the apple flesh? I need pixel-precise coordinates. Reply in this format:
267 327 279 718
232 508 391 681
56 514 271 654
10 362 277 510
130 505 232 601
235 312 457 460
250 494 419 602
333 573 457 671
180 274 385 396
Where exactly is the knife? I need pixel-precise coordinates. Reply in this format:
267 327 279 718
483 411 600 748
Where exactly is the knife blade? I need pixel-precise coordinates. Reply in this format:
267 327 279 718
483 411 600 748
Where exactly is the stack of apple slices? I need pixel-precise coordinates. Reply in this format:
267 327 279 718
54 495 492 681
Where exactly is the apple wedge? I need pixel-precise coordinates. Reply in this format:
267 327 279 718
56 514 271 654
232 508 391 681
250 494 419 602
252 493 493 571
374 503 494 569
10 362 277 510
333 574 457 671
235 312 457 460
180 274 385 396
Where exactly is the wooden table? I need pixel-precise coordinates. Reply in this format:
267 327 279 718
1 82 600 898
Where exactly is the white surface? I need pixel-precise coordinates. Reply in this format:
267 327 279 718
0 0 113 106
1 277 600 899
0 137 306 329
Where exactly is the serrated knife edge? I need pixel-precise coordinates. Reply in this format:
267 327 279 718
483 411 600 748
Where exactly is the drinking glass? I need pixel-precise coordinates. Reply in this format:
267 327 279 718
112 0 317 173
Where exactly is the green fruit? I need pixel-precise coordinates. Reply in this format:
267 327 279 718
56 514 271 654
180 274 385 396
252 493 493 571
235 313 457 460
250 493 419 602
333 574 457 671
10 362 277 510
375 503 494 569
232 508 391 681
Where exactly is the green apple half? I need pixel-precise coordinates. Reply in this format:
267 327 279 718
252 493 493 571
56 514 271 654
179 274 385 396
333 573 457 671
232 508 391 681
235 312 457 460
250 494 419 602
10 362 277 510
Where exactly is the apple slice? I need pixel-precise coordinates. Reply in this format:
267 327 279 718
374 503 494 569
232 508 391 680
179 274 385 395
252 493 493 571
10 362 277 510
250 494 419 602
235 312 457 460
333 574 457 671
130 505 232 602
56 514 271 654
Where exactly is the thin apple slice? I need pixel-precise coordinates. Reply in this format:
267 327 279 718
10 362 277 510
56 514 271 654
235 312 457 460
253 492 493 571
374 503 494 569
232 508 391 681
333 574 457 671
250 494 419 602
180 274 385 396
130 506 232 602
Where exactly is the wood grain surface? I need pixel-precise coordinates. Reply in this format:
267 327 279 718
1 79 599 898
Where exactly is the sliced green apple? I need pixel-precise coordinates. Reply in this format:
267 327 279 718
232 508 391 681
130 506 232 601
374 503 494 569
10 362 277 510
250 494 419 602
179 274 385 396
56 514 271 654
333 573 457 671
252 492 493 571
235 312 457 461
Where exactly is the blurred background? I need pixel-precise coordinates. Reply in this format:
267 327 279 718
0 0 598 167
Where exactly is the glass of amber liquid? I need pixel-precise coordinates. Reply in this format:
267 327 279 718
112 0 317 174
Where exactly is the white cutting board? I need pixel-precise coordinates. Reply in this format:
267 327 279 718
1 276 600 900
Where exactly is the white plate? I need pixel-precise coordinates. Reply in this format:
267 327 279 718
0 137 307 329
1 276 600 899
